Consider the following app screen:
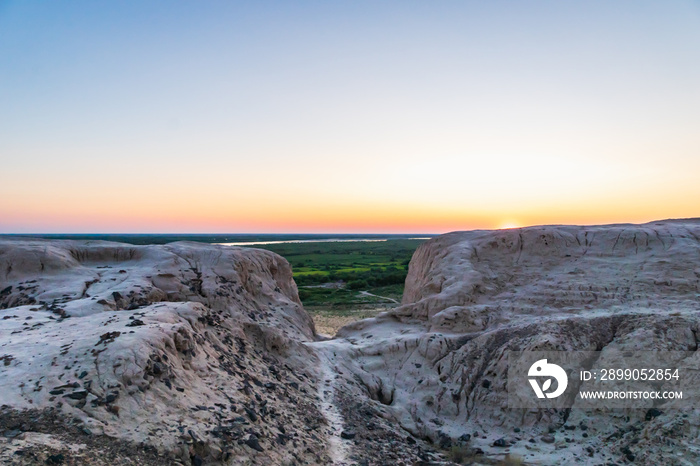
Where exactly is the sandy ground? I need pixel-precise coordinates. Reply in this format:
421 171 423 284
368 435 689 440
310 306 393 336
312 314 362 336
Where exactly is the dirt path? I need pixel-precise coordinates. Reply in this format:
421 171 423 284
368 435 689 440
358 290 398 303
306 341 351 465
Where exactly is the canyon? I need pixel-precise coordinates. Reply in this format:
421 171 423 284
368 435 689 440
1 219 700 465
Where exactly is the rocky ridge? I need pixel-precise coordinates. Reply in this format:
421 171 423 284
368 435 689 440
0 240 333 464
327 219 700 465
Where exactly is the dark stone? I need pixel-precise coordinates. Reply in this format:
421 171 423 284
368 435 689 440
513 427 521 433
97 332 121 344
244 407 258 422
245 434 264 452
341 430 356 440
105 393 118 403
45 454 65 464
625 452 635 461
126 319 145 327
645 408 662 421
439 433 452 449
1 286 12 296
276 433 288 445
63 391 88 400
151 362 164 375
481 379 491 389
112 292 123 301
406 435 416 445
459 433 471 443
49 389 65 395
492 438 507 447
78 371 88 379
541 434 555 444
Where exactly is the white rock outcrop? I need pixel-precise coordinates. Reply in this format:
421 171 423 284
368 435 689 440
0 240 327 464
329 220 700 465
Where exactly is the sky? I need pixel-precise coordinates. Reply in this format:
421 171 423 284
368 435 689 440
1 1 699 233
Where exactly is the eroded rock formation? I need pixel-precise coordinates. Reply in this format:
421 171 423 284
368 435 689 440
0 240 326 464
328 220 700 464
2 220 700 465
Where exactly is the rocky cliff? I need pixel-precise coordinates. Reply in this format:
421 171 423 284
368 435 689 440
0 240 327 464
328 220 700 465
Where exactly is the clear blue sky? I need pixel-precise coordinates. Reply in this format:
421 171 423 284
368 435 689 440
1 1 699 233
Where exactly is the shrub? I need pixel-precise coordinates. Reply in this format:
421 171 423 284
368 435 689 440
347 280 368 290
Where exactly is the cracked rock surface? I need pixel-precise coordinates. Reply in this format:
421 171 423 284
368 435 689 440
0 240 331 465
325 219 700 465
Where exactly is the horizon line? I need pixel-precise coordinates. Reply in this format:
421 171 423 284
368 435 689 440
0 232 440 236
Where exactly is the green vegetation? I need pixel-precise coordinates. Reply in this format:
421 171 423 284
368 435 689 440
256 239 418 280
297 284 404 308
248 239 426 311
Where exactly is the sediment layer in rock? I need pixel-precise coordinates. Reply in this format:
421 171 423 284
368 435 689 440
0 240 327 464
328 219 700 465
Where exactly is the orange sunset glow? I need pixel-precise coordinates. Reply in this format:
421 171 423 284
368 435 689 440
1 1 698 233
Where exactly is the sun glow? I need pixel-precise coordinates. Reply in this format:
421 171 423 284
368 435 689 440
0 2 698 234
498 222 521 230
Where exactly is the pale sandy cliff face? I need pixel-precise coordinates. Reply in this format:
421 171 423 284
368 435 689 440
0 240 328 464
329 220 700 465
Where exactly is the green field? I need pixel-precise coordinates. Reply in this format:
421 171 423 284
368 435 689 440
247 239 426 311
